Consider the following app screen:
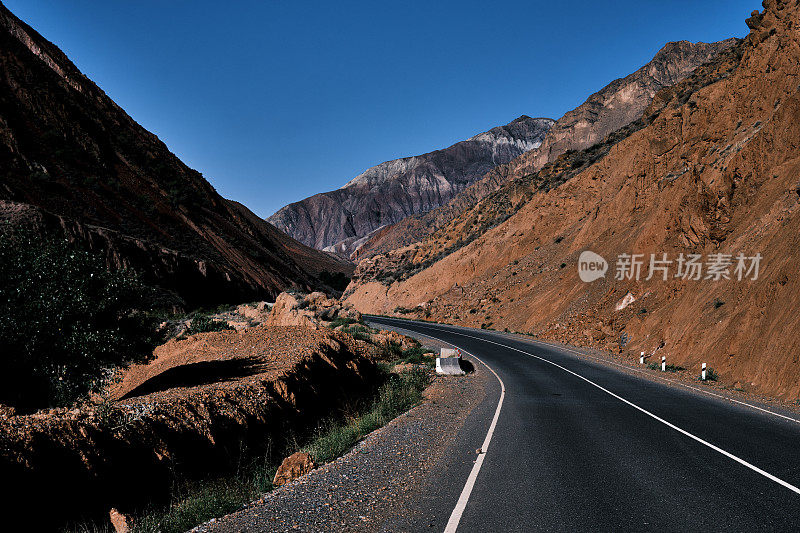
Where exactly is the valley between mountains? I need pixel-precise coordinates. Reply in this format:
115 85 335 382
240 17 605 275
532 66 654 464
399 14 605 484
1 1 800 532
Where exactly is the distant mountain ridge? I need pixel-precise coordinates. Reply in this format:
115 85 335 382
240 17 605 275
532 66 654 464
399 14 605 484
267 116 554 254
350 38 738 260
0 1 350 306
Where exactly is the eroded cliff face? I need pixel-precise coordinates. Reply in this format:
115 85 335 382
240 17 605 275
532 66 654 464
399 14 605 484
267 116 554 253
0 3 350 305
347 1 800 399
350 39 737 260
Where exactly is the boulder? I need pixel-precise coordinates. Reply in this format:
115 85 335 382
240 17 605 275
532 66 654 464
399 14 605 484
266 292 363 328
109 508 130 533
265 292 318 328
273 452 315 488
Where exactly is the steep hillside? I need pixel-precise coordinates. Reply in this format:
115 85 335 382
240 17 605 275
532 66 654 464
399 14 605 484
0 3 350 306
268 116 554 253
352 39 737 260
347 1 800 399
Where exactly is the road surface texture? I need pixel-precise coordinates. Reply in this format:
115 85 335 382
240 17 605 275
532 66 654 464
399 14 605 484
367 317 800 532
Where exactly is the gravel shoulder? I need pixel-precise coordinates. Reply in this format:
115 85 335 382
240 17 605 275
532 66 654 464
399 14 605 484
197 328 498 532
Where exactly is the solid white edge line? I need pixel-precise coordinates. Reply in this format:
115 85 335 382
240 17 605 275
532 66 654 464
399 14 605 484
439 342 505 533
370 320 506 533
419 325 800 497
381 317 800 424
508 334 800 425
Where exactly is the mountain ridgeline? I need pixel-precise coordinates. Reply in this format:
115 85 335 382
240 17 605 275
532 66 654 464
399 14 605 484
349 38 738 260
267 116 554 255
0 2 350 306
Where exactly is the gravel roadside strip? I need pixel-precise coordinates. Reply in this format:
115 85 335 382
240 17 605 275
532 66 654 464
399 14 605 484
195 331 490 532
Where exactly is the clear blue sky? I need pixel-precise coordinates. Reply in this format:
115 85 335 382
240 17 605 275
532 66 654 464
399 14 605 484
5 1 758 218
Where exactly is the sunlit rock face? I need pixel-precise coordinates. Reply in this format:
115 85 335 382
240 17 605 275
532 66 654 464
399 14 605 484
267 116 554 253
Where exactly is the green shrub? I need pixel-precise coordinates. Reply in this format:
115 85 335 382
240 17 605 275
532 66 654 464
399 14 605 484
399 346 432 365
304 368 429 464
0 228 160 409
132 479 255 533
647 362 685 372
186 316 233 334
327 316 359 329
376 341 433 367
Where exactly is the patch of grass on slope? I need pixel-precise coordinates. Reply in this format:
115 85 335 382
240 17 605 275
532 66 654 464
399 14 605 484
305 367 429 464
64 365 430 533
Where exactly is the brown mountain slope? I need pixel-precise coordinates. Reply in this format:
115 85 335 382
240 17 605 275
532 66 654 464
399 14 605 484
347 1 800 400
352 39 737 261
0 3 350 306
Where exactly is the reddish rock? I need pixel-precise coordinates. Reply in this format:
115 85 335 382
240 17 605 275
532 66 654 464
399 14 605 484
266 291 362 328
109 508 130 533
273 452 315 488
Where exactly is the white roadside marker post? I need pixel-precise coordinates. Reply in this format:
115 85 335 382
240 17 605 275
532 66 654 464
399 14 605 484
640 351 644 365
661 355 666 372
702 362 707 381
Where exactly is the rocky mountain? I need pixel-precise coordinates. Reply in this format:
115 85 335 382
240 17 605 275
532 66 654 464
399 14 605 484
350 38 737 260
346 1 800 399
0 2 350 306
267 116 554 254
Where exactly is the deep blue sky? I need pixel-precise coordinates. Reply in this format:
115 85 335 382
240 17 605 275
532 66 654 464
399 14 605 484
6 1 758 218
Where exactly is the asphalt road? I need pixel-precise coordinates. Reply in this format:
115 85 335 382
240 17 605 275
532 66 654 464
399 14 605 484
368 316 800 532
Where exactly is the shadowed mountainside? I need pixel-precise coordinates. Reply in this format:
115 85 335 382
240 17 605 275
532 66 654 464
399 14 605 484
0 2 350 306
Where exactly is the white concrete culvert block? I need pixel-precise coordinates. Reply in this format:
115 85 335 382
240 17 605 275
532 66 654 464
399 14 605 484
440 348 459 358
702 362 707 381
436 347 465 375
640 351 645 365
661 355 666 372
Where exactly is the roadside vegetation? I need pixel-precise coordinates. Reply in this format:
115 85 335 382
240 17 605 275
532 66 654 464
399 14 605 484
303 367 429 464
181 314 234 335
66 327 434 533
647 362 686 372
0 227 167 410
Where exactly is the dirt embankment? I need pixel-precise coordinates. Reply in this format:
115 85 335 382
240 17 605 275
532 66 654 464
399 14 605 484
0 326 377 529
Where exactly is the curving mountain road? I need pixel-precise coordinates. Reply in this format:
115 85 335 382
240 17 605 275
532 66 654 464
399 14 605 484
368 316 800 532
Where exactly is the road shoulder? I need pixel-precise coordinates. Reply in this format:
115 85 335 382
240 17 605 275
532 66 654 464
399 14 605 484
198 331 496 532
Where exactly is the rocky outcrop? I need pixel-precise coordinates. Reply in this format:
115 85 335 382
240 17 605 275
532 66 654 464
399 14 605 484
267 116 554 253
350 39 738 260
509 39 738 177
266 291 362 328
347 1 800 400
0 3 351 306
